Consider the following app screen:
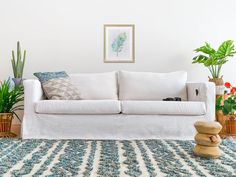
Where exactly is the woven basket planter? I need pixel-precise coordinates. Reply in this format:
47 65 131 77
0 113 13 135
208 77 224 86
209 77 224 96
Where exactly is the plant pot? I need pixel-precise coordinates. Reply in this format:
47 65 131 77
0 113 13 133
208 77 224 86
216 110 228 136
225 115 236 135
209 77 224 95
12 78 23 87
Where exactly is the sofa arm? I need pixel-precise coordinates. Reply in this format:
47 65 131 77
187 82 215 121
23 79 44 114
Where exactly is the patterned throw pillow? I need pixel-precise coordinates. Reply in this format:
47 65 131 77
33 71 69 83
34 71 80 100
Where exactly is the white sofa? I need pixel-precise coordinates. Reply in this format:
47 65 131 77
22 71 215 140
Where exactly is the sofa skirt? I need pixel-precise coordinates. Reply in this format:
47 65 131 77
22 114 212 140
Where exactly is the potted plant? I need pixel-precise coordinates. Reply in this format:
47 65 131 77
11 41 26 86
216 82 236 135
192 40 236 86
0 79 24 137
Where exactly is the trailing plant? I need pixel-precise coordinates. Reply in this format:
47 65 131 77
0 79 24 121
192 40 236 78
11 41 26 78
216 82 236 117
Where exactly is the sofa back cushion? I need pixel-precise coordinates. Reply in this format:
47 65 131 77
70 72 118 100
118 71 187 100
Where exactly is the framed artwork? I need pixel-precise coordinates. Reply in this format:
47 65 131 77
104 24 135 63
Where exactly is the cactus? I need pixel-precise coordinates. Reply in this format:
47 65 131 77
11 41 26 78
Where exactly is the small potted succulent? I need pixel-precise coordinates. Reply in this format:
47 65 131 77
11 41 26 86
0 79 24 137
216 82 236 135
192 40 236 86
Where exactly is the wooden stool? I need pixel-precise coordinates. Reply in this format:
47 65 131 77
193 121 222 158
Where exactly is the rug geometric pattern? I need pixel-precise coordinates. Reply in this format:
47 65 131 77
0 139 235 177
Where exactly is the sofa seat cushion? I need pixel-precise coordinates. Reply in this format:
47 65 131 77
121 101 206 115
35 100 121 114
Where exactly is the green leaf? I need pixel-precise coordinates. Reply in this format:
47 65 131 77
203 59 215 67
223 100 231 112
0 79 24 116
192 55 209 64
216 96 222 111
194 42 216 56
222 107 229 115
216 40 236 59
221 97 236 115
216 59 227 65
232 104 236 110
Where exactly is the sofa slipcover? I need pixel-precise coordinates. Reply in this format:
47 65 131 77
23 74 215 140
121 101 206 115
35 100 121 114
70 72 118 100
119 70 188 101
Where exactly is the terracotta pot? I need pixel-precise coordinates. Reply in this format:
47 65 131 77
225 115 236 135
0 113 13 133
208 77 224 86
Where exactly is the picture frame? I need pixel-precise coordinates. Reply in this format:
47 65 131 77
104 24 135 63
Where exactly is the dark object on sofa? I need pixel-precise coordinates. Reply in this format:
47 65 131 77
163 97 182 101
195 89 199 96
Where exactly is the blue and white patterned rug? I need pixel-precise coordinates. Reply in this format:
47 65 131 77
0 139 235 177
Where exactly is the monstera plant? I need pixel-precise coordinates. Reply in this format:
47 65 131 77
192 40 236 85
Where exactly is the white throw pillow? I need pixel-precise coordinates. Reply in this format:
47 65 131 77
70 72 118 100
118 71 187 100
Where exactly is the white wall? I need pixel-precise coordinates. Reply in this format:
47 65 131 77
1 0 236 83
